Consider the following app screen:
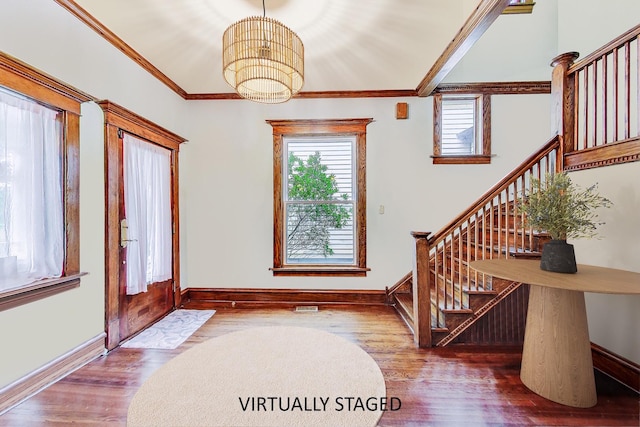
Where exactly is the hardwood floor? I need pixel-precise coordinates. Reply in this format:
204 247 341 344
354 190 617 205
0 305 637 426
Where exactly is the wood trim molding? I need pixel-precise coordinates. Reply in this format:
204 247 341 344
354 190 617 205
416 0 513 97
0 273 86 312
97 100 187 150
0 52 85 312
268 118 372 276
266 118 374 134
53 0 187 99
563 137 640 171
181 288 387 309
431 155 492 165
0 51 94 114
271 267 370 277
591 342 640 393
186 89 419 100
0 333 106 415
99 101 185 350
434 81 551 95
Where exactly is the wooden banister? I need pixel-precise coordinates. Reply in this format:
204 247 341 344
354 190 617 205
410 137 560 343
568 24 640 74
428 135 560 245
560 24 640 170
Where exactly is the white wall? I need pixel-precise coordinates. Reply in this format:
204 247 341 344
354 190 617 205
0 0 187 389
558 0 640 59
570 163 640 363
557 0 640 364
446 0 559 83
180 94 550 290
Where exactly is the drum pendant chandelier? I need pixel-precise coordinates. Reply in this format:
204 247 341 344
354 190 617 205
222 1 304 104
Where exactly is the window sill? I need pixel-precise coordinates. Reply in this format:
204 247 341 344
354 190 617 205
0 272 87 312
431 155 492 165
271 267 369 277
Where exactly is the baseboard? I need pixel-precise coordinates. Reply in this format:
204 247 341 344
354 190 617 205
181 287 387 309
591 342 639 393
0 332 106 415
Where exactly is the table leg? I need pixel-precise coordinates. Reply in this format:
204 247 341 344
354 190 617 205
520 284 597 407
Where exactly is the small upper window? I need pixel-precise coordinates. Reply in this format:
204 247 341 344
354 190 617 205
503 0 535 14
433 93 491 164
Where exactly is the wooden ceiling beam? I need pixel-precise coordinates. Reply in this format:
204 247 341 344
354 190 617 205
415 0 512 97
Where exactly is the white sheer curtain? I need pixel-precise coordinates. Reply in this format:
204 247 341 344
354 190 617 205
123 133 172 295
0 89 64 291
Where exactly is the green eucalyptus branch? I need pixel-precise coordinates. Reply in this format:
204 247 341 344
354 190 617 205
517 172 612 240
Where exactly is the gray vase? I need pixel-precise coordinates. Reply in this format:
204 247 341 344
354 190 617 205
540 239 577 273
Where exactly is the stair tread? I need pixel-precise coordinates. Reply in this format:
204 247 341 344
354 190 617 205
394 293 414 319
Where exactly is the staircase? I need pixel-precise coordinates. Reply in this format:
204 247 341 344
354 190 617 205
388 136 560 347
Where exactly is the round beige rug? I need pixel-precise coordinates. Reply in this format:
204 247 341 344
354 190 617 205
127 326 387 427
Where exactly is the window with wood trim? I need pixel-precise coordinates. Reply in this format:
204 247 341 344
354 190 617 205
268 119 372 276
0 52 91 311
433 93 491 164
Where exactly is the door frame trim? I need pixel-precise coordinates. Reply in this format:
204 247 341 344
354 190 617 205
98 100 186 350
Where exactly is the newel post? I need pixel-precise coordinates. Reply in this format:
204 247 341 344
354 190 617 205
411 231 432 347
550 51 580 170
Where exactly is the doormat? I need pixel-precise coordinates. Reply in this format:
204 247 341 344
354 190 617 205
120 309 215 350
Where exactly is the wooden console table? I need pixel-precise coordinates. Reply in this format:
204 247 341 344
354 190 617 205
470 259 640 408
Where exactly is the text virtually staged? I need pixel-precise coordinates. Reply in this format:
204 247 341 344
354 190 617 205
239 396 402 412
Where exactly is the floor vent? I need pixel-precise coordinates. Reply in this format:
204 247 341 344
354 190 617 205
295 305 319 312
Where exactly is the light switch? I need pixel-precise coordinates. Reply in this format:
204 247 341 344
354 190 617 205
379 205 385 214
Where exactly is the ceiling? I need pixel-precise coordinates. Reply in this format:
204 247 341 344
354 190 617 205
68 0 487 96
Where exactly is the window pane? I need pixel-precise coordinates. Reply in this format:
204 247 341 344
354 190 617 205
442 98 477 155
284 136 355 265
0 88 64 290
285 202 354 264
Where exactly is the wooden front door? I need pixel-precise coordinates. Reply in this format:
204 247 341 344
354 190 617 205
118 133 174 340
100 101 185 350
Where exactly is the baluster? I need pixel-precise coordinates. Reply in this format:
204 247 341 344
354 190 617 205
467 217 472 291
624 40 631 139
504 189 510 259
602 54 608 145
447 231 456 308
519 176 525 252
593 59 598 147
573 71 580 152
613 46 619 142
434 243 440 326
637 37 639 138
487 202 492 263
584 65 589 150
457 226 462 309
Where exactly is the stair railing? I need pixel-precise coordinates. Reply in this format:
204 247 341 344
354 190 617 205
411 135 560 347
408 25 639 347
558 24 640 171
